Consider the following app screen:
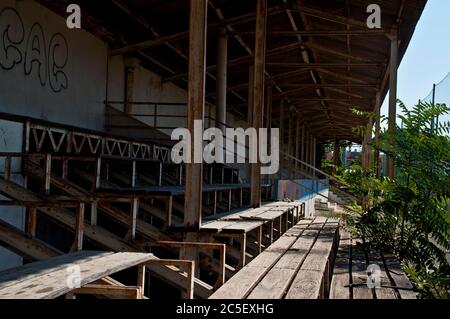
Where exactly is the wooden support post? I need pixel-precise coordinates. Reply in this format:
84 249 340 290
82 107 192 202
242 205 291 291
4 156 11 181
62 159 68 179
131 160 136 188
158 162 163 186
137 264 146 298
280 100 285 152
257 226 262 254
209 166 213 184
185 261 195 299
129 198 138 241
250 0 267 208
310 135 314 174
278 215 283 236
313 138 317 171
387 28 398 179
333 139 340 173
301 124 306 171
44 154 51 195
26 207 37 238
285 211 289 232
269 220 274 244
105 163 110 181
90 202 98 226
239 188 243 207
166 196 173 229
216 27 228 132
288 116 293 157
178 165 183 186
184 0 207 231
218 244 226 287
124 58 140 114
247 64 254 125
72 203 84 251
295 116 300 170
95 157 101 190
213 191 217 215
374 92 381 177
266 85 273 130
239 234 247 268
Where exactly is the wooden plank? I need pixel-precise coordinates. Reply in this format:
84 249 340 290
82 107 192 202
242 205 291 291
383 254 417 299
247 219 325 298
73 284 142 299
247 268 296 299
366 249 397 299
0 252 110 289
351 243 374 299
330 233 352 299
250 218 337 299
210 219 313 299
0 252 154 299
209 265 268 299
285 270 323 299
222 220 265 233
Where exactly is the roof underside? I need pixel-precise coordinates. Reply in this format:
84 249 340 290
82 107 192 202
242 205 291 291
36 0 427 143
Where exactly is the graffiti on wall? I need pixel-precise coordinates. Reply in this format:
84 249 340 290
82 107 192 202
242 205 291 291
0 7 69 93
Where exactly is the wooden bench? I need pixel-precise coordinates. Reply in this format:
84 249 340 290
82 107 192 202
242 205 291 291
0 251 196 299
330 231 417 299
201 201 304 268
210 217 339 299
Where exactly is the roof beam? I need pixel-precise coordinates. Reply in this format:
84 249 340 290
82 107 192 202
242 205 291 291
230 29 387 37
267 62 384 68
111 5 284 56
282 3 370 29
163 41 305 83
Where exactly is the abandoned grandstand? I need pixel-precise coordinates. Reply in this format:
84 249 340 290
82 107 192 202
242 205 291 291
0 0 426 299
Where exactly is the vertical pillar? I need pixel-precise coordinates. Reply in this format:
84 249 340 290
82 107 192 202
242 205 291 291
374 92 381 177
301 124 305 171
387 28 398 179
310 135 314 174
305 130 309 173
247 65 254 125
334 139 340 173
124 58 140 114
216 28 228 131
313 138 317 170
266 85 273 129
250 0 267 208
184 0 207 230
287 115 293 168
279 100 285 178
295 115 300 171
365 117 373 171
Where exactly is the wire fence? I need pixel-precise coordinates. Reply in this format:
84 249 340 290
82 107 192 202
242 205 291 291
420 71 450 128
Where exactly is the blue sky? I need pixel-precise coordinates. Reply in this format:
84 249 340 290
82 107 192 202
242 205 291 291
381 0 450 118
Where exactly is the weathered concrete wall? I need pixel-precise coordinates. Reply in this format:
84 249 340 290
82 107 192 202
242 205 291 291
0 0 107 130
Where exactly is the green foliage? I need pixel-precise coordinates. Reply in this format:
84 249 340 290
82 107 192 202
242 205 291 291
337 101 450 299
